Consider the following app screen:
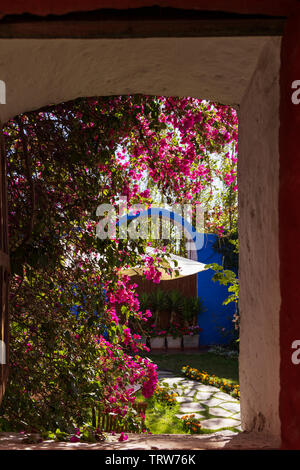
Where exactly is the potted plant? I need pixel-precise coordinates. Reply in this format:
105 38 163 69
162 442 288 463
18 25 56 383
139 292 150 312
183 325 202 348
149 325 167 349
166 321 182 349
180 296 205 349
166 289 183 324
138 292 151 345
135 290 167 348
148 288 168 327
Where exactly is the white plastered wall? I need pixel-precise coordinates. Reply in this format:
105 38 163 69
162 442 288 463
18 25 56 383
0 37 268 121
238 37 281 442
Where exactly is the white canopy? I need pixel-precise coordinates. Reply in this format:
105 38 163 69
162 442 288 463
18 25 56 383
120 247 207 281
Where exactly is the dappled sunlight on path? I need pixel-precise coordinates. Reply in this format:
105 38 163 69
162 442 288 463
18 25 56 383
158 370 241 433
0 431 278 450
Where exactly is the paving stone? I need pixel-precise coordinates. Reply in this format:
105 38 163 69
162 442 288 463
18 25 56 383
213 430 239 436
182 385 216 394
179 402 205 413
199 398 225 407
192 384 220 393
213 392 238 401
182 382 203 390
208 407 235 418
180 381 201 388
161 378 185 385
174 383 188 390
200 417 241 430
195 391 215 400
175 390 190 397
181 389 198 397
219 402 241 413
175 396 194 403
195 384 219 390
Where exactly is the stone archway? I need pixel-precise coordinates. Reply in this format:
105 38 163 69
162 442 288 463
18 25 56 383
0 6 296 448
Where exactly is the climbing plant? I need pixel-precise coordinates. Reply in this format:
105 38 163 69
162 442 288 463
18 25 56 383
1 95 238 436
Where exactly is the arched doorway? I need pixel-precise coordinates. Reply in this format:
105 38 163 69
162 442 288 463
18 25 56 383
0 6 290 447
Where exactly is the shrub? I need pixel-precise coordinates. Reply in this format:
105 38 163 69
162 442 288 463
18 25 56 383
180 414 202 434
181 365 240 400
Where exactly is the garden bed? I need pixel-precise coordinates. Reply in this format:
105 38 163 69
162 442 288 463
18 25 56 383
181 365 240 400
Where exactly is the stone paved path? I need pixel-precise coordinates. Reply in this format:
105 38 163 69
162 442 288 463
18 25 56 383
158 370 241 433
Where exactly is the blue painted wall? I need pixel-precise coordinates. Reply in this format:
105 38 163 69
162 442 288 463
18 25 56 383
196 234 236 346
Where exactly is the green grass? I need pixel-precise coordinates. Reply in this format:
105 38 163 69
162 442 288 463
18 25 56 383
133 389 183 434
144 399 185 434
135 390 212 435
147 352 239 385
134 351 239 434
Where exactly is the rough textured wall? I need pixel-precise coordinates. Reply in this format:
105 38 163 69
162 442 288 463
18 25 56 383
239 37 281 442
0 31 283 441
0 37 268 122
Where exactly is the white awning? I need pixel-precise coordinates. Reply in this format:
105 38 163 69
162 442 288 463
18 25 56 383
120 247 207 280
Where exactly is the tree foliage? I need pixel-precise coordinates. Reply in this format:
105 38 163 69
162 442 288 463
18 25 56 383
1 95 238 436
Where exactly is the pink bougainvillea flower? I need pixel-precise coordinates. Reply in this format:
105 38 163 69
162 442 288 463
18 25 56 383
118 432 128 442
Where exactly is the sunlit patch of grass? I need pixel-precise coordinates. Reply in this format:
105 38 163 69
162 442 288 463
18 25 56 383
134 389 183 434
144 400 184 434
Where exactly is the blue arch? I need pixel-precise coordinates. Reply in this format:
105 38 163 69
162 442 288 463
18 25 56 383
117 207 204 258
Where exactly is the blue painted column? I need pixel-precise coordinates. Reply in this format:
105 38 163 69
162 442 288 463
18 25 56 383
196 233 235 346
